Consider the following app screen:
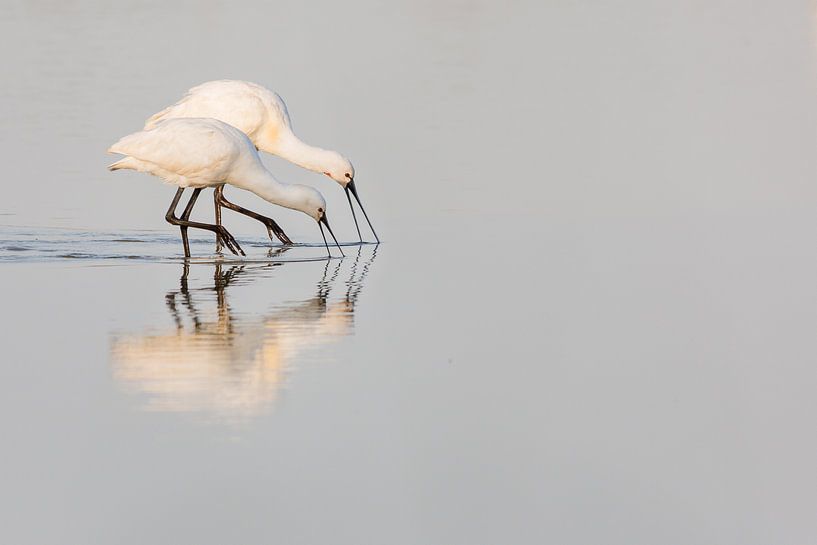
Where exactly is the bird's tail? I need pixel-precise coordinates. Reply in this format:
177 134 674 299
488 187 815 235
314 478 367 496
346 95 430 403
108 157 140 171
106 130 149 172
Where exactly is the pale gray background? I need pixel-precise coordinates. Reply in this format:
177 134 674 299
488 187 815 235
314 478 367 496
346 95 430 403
2 1 817 543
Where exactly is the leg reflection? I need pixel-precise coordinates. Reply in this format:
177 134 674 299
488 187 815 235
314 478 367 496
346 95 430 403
110 251 380 420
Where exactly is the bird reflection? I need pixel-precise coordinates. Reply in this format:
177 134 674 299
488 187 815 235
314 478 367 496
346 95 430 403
110 245 378 421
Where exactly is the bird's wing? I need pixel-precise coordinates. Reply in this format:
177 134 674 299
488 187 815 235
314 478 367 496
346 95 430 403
222 80 292 128
109 120 242 181
244 82 293 130
143 85 206 128
143 81 225 128
145 81 271 138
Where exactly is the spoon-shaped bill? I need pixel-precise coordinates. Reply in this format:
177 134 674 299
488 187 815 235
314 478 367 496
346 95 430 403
318 221 331 257
344 185 363 243
319 213 345 257
346 179 379 243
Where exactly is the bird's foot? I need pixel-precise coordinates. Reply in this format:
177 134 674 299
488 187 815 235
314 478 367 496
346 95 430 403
264 221 292 245
215 226 245 256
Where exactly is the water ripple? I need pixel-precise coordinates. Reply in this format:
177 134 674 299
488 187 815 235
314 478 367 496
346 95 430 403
0 226 367 264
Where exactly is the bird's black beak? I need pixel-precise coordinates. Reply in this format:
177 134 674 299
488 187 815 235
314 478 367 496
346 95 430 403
319 212 344 257
345 177 379 243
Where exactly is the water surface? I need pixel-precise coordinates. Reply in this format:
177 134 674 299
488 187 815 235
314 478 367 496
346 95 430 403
3 1 817 544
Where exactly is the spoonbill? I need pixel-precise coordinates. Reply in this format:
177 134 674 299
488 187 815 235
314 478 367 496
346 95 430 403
107 117 343 258
145 80 379 243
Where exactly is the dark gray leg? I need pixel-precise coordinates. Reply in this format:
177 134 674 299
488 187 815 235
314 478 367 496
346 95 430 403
217 186 292 244
165 188 191 258
165 187 245 257
179 188 202 258
214 186 224 253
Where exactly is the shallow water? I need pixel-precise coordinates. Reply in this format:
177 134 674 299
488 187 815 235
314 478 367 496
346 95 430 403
0 225 355 262
4 1 817 544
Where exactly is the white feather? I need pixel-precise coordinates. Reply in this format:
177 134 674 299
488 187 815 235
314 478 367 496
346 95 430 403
107 118 327 220
144 80 354 184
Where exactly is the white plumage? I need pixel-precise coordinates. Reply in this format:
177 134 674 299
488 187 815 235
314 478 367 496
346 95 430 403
146 81 293 153
109 118 324 216
110 118 247 189
107 117 343 258
145 80 378 242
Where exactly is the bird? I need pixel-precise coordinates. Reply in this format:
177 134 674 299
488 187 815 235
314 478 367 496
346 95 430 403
107 117 343 258
145 79 379 244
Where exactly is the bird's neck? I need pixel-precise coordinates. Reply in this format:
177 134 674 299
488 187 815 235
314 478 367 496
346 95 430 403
271 133 337 175
238 168 302 212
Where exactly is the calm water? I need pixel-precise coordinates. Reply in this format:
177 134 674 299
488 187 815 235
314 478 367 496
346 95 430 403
3 1 817 543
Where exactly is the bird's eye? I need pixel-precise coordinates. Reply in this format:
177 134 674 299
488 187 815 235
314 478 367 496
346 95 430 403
318 207 324 213
345 173 352 179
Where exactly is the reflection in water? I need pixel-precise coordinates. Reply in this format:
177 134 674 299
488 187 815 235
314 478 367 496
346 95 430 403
110 246 378 420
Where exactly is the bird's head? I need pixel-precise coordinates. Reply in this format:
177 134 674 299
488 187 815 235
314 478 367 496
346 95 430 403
321 152 355 186
290 185 328 222
289 184 343 256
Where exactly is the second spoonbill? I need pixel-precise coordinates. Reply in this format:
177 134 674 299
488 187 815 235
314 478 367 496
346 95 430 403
107 118 343 258
145 80 379 243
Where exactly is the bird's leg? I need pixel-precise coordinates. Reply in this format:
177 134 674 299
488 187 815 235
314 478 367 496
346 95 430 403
165 188 191 258
165 187 245 257
178 188 202 257
217 187 293 245
214 186 224 254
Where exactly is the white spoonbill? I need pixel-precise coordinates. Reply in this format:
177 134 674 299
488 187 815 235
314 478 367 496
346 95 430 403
107 118 343 258
145 80 379 243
